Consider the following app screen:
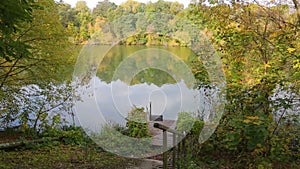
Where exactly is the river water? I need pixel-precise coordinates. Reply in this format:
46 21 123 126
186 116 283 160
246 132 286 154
73 45 216 132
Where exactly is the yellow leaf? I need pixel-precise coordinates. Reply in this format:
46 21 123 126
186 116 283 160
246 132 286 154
264 63 271 68
287 48 296 53
246 116 259 120
293 59 300 69
243 119 251 123
22 123 28 129
253 122 260 125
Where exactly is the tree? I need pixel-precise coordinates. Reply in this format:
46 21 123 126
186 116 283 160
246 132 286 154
119 0 145 14
57 2 78 28
174 0 300 167
0 0 76 132
92 0 117 19
0 0 36 62
170 2 184 15
74 1 91 43
0 0 73 88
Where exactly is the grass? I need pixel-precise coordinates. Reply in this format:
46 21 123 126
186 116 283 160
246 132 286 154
0 143 141 169
0 128 142 169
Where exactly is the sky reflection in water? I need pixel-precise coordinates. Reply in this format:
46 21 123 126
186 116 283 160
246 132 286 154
75 77 202 132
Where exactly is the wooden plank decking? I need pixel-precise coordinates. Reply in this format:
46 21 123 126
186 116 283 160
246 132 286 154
149 120 176 147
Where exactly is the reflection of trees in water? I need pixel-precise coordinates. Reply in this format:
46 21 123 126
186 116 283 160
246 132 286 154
96 45 205 86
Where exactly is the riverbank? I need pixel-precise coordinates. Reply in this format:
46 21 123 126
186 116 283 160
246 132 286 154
0 127 141 169
0 143 141 169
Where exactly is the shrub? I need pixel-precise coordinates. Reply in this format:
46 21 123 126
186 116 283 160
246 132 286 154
126 106 150 138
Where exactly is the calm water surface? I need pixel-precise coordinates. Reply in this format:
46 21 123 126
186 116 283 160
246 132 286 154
73 45 209 131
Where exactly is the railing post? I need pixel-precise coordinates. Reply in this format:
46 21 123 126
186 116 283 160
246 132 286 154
177 135 182 169
153 123 184 169
182 136 186 159
163 130 167 169
172 133 176 168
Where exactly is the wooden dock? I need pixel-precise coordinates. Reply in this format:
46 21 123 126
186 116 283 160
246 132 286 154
149 120 176 147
